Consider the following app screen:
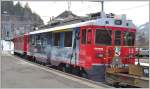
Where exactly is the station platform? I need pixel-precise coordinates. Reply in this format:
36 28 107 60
1 52 111 88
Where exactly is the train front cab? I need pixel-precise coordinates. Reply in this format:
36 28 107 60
79 25 136 82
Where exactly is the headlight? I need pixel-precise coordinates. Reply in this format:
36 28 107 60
96 53 104 58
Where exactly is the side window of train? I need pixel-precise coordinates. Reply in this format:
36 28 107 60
47 32 52 45
31 35 35 45
81 29 86 44
41 34 47 46
35 34 41 53
115 31 121 45
54 32 60 47
36 34 41 45
64 31 72 47
41 33 48 54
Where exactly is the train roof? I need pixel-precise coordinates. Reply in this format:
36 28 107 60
29 17 137 35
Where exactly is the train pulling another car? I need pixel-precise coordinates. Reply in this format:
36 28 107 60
13 14 137 82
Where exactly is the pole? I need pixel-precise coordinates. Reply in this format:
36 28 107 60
101 1 104 12
67 0 71 11
137 48 140 65
100 0 105 18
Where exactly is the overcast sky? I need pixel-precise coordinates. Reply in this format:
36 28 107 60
14 1 149 26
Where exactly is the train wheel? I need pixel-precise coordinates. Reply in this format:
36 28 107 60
64 65 72 73
81 73 88 78
57 64 63 71
113 82 120 88
46 58 51 65
65 67 69 73
33 57 36 62
62 66 66 72
72 67 80 76
23 54 28 59
81 70 88 79
14 52 17 55
72 68 77 75
42 62 46 66
33 57 37 62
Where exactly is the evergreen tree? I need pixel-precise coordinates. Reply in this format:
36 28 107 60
32 12 44 26
14 2 24 16
24 3 32 13
23 3 32 20
1 1 14 14
2 1 44 26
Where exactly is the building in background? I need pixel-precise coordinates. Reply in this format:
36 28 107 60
40 11 115 29
1 13 34 41
1 1 44 41
1 14 14 41
136 22 149 46
39 10 87 29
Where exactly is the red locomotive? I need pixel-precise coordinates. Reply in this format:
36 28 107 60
13 14 136 82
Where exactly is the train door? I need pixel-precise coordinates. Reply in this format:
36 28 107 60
70 28 80 65
26 35 30 54
46 32 53 64
80 27 93 69
23 34 30 54
24 35 27 54
121 30 136 64
86 29 93 67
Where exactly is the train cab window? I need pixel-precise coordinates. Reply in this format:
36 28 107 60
124 32 135 46
95 29 112 45
115 31 121 45
64 31 72 47
54 32 60 46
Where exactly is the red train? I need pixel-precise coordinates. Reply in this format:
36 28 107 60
13 14 136 82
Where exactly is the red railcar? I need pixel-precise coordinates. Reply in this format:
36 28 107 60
13 15 137 82
14 34 29 56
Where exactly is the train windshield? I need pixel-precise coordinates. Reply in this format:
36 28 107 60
115 31 121 46
124 32 135 46
95 29 112 45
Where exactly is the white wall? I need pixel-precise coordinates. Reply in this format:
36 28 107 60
1 40 14 54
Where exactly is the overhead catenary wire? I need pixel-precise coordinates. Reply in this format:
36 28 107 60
112 3 149 12
39 3 149 18
2 2 148 18
2 2 148 26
